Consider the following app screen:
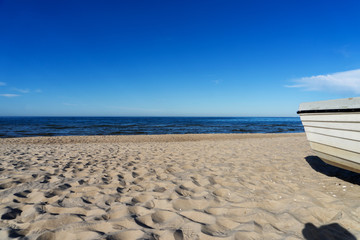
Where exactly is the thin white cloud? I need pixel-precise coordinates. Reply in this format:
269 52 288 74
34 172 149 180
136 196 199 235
12 88 30 93
0 82 6 86
0 94 19 98
335 45 350 58
286 69 360 94
63 102 78 106
212 79 223 85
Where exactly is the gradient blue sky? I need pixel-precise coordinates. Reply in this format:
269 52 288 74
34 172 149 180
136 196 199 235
1 0 360 116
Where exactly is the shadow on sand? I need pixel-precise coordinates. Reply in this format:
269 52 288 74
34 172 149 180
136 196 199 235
302 223 356 240
305 156 360 185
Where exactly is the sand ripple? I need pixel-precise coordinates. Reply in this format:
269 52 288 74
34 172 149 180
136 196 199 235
0 133 359 239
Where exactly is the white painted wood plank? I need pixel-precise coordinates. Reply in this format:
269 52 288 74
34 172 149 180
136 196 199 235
310 142 360 164
306 132 360 154
304 126 360 141
299 97 360 111
302 121 360 131
313 151 360 173
300 113 360 122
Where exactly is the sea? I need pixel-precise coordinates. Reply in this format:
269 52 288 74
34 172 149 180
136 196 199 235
0 117 304 138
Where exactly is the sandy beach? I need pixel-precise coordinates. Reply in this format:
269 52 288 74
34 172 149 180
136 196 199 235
0 133 359 240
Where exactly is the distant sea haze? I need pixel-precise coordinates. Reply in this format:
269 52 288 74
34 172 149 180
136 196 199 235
0 117 304 138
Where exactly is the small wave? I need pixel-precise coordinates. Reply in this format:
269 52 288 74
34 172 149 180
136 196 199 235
110 131 148 135
88 124 113 128
231 129 257 133
24 132 56 136
46 126 74 130
110 131 126 135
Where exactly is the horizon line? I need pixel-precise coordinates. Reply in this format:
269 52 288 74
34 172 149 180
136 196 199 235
0 115 299 118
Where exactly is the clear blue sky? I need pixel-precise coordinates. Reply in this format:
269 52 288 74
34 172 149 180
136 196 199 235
1 0 360 116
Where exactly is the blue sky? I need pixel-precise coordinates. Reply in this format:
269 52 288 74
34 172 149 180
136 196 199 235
1 0 360 116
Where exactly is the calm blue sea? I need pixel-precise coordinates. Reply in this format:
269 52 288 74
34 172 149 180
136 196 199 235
0 117 304 138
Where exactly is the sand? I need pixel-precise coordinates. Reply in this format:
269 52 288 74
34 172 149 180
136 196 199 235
0 133 359 240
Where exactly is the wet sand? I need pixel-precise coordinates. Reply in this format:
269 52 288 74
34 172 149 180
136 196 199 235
0 133 359 239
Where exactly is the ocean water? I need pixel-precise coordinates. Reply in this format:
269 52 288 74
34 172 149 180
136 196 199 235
0 117 304 138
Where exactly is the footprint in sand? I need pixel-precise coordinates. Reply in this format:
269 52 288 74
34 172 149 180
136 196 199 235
14 190 32 198
1 207 22 220
0 182 14 190
58 183 72 190
40 175 51 183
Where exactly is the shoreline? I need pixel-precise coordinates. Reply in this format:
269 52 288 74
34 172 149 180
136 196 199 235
0 132 305 144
